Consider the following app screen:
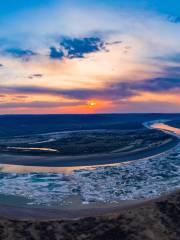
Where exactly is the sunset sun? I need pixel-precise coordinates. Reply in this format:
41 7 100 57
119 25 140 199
88 101 97 107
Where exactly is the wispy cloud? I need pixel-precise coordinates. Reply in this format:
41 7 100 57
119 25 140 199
3 48 36 61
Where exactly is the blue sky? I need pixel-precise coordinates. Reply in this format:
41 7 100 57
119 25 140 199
1 0 180 16
0 1 179 113
0 0 52 17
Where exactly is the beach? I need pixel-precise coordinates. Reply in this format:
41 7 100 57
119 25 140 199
0 197 144 220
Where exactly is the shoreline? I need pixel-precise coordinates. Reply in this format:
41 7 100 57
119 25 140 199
0 189 179 221
0 119 179 170
0 137 178 169
0 120 179 220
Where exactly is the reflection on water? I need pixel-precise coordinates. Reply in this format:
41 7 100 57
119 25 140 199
151 123 180 136
0 142 179 207
0 121 179 174
0 120 179 207
0 164 82 174
7 147 58 152
0 162 123 174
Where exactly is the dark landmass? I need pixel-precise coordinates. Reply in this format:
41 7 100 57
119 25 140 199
0 190 179 239
25 129 176 155
0 128 175 156
0 113 180 137
0 114 179 157
0 136 178 167
0 113 179 166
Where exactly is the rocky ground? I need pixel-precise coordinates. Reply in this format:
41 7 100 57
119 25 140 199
0 190 179 240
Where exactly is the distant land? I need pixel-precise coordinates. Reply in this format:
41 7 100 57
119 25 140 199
0 114 179 167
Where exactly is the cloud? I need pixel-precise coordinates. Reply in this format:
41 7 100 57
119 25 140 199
61 37 105 58
105 40 122 46
113 100 180 113
1 77 179 102
50 47 64 59
3 48 36 61
156 53 180 63
28 73 43 79
0 100 84 109
0 84 134 101
0 94 6 98
161 66 180 78
50 37 105 60
130 78 180 92
167 15 180 23
0 78 179 114
0 3 179 113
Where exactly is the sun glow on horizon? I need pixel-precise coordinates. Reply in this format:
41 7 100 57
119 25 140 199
88 101 97 107
0 1 179 114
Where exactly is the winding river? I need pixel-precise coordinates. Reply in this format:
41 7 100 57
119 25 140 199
149 121 180 138
0 120 179 172
0 120 179 207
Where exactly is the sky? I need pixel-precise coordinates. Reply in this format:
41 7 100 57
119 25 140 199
0 0 180 114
